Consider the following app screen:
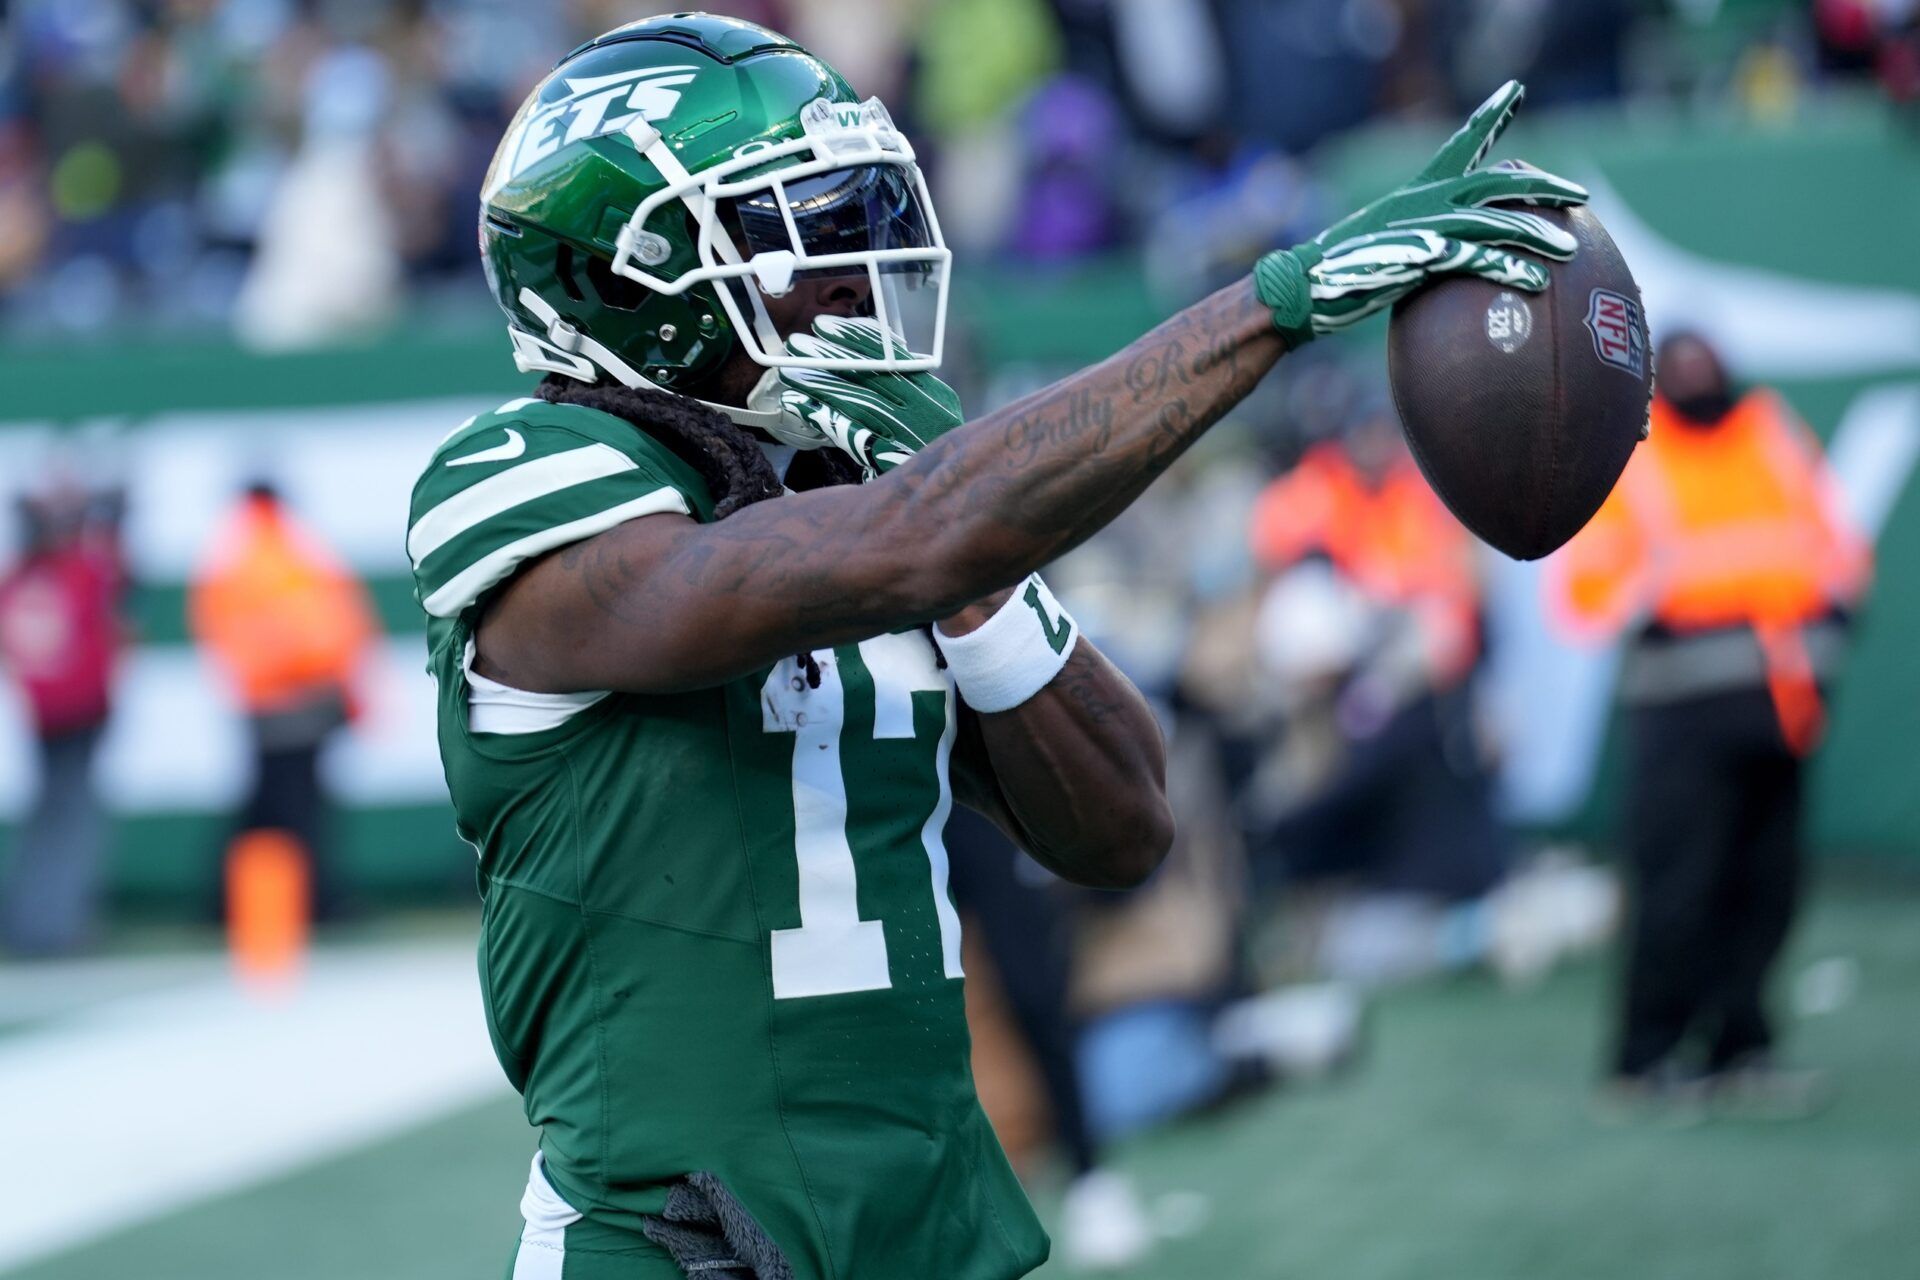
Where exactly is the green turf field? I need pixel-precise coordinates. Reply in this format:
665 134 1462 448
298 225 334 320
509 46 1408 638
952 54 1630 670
10 873 1918 1280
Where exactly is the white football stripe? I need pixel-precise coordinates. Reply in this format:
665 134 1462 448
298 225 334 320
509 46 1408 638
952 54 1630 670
407 443 638 566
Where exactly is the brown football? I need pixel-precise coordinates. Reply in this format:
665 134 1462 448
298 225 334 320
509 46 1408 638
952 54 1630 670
1387 203 1653 561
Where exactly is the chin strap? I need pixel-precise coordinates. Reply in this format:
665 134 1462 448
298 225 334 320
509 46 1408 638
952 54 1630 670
511 288 795 437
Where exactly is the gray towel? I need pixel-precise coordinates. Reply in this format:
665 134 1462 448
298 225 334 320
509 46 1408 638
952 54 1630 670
640 1173 795 1280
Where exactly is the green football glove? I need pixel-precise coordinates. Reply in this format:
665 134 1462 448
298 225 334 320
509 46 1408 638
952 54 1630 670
777 316 965 479
1255 80 1589 346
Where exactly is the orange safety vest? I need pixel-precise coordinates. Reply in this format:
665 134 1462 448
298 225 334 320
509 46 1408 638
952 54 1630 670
189 496 378 716
1250 443 1481 684
1550 390 1869 753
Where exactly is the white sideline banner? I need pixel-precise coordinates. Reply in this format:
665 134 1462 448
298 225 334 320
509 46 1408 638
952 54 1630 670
0 636 446 819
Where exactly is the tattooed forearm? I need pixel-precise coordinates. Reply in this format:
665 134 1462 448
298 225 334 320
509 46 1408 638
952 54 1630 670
479 277 1285 694
909 280 1275 556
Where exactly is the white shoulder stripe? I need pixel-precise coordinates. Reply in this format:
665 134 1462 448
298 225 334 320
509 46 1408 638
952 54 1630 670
408 443 637 566
420 486 689 618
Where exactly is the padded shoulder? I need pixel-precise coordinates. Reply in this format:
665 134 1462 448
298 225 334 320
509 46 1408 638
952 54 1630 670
407 396 711 620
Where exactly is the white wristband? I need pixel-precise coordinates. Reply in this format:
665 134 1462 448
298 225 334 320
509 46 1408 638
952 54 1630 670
934 574 1078 712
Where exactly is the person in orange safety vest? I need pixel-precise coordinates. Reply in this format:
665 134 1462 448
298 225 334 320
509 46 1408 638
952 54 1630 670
1251 415 1481 690
190 481 378 922
1550 331 1869 1115
1249 412 1508 908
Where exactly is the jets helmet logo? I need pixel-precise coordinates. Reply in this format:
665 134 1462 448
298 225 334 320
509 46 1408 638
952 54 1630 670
491 66 699 192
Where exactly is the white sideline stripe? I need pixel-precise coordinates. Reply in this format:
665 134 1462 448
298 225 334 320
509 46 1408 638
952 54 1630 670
421 487 689 618
0 952 230 1029
0 398 498 583
0 941 509 1272
407 442 639 565
0 636 454 819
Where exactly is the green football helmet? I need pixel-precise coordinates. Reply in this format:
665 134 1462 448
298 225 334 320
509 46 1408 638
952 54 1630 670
479 13 951 439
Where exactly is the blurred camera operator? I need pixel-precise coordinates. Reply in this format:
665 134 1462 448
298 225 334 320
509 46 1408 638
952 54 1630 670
1243 411 1511 979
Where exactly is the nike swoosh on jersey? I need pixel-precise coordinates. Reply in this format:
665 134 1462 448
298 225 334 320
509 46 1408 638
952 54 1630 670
446 428 527 467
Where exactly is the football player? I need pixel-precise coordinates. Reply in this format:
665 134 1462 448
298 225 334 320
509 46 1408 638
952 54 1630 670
410 13 1586 1279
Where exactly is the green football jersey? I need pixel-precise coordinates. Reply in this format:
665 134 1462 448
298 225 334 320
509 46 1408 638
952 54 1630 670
408 397 1048 1280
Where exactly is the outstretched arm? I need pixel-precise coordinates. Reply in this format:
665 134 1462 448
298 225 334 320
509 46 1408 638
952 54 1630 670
480 81 1584 696
481 279 1282 694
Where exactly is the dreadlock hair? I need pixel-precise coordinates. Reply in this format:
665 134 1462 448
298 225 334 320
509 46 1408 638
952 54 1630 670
536 373 783 519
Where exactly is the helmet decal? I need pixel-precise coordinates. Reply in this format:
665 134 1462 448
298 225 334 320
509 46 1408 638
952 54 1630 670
489 65 700 195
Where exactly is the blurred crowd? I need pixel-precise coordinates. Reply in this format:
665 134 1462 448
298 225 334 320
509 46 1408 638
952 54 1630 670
1 0 1915 341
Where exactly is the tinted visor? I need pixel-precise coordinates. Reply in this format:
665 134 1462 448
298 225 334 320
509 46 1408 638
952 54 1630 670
729 164 934 275
717 161 944 363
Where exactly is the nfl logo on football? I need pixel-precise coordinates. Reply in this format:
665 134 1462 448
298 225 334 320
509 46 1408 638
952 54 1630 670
1584 288 1646 378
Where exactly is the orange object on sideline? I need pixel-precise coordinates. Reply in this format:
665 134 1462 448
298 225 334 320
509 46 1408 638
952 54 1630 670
1549 391 1871 752
1755 621 1826 758
1251 442 1482 685
189 493 377 717
226 829 311 984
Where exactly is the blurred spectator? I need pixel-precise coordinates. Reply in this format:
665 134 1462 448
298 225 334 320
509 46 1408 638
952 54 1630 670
1000 479 1368 1146
1051 0 1227 142
1203 409 1620 990
232 43 400 348
1551 331 1871 1113
0 0 1862 338
189 481 377 923
1068 717 1366 1141
0 481 128 956
1251 413 1482 695
1069 715 1367 1138
787 0 899 102
1141 149 1323 309
1243 415 1510 971
1006 76 1127 262
1815 0 1920 102
1218 0 1400 152
912 0 1063 253
1430 0 1632 109
0 123 52 291
1053 573 1368 1143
